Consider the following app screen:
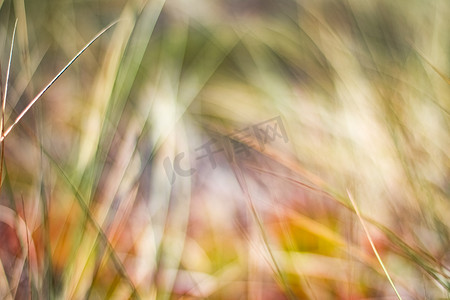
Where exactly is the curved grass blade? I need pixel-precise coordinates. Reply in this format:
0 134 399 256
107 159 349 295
0 20 118 142
0 19 18 188
42 147 141 299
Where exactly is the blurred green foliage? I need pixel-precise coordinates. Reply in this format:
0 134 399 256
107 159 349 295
0 0 449 299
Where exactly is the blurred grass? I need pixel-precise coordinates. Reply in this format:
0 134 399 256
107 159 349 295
0 0 449 299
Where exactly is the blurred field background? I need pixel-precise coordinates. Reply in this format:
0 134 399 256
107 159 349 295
0 0 449 299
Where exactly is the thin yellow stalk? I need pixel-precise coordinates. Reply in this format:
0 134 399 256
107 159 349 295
347 190 402 300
